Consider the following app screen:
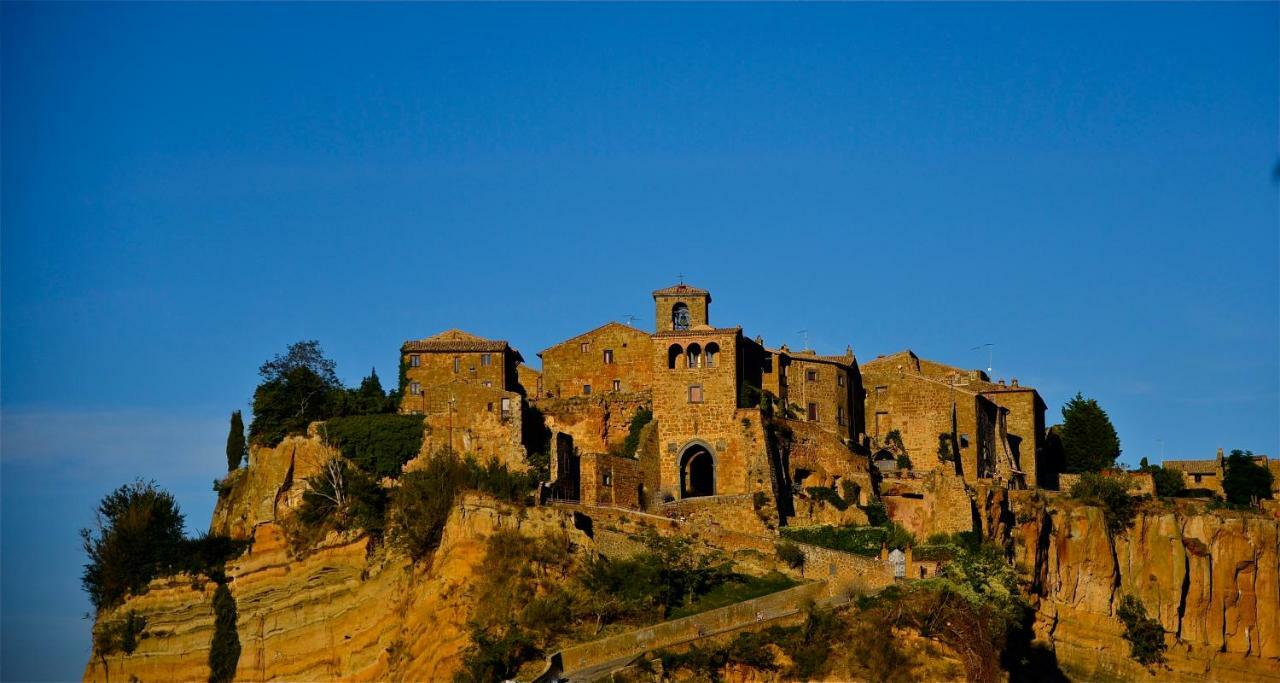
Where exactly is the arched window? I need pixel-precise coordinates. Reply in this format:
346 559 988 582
705 342 720 368
686 343 702 369
672 303 691 331
667 344 684 369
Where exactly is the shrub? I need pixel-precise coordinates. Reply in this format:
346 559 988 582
297 459 389 538
81 480 187 611
1069 472 1137 535
776 541 805 569
176 534 250 584
896 454 913 470
1117 594 1166 665
840 480 859 505
620 407 652 457
806 485 849 510
860 500 889 526
208 584 241 683
92 611 147 657
1223 450 1274 506
320 414 425 479
1149 465 1186 498
752 491 769 510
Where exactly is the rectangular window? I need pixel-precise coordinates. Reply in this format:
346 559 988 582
688 385 703 403
837 374 845 387
481 353 492 366
837 406 846 426
453 357 461 373
482 380 492 388
603 472 612 487
583 384 592 395
808 403 818 421
486 402 493 412
580 342 589 353
875 385 887 398
409 382 421 395
875 412 889 436
806 370 818 382
410 354 420 367
612 379 621 392
500 398 511 419
603 349 614 364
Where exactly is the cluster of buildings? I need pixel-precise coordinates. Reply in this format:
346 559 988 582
397 283 1054 536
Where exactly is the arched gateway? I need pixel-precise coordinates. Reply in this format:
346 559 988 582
679 444 715 498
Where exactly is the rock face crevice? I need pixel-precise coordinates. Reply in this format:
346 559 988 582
1010 492 1279 682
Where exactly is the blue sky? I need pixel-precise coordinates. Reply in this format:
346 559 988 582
2 3 1276 679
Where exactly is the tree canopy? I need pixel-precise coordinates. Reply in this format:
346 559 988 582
1222 449 1274 506
1059 393 1121 473
81 480 186 611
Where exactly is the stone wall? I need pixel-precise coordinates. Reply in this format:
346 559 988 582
516 364 542 398
1059 470 1156 497
416 383 525 469
982 387 1047 487
540 322 654 399
880 467 977 539
578 453 643 509
778 352 856 440
401 349 509 402
535 393 652 456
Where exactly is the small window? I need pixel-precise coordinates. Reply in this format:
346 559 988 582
409 382 421 395
453 357 460 373
808 403 818 421
837 374 845 387
612 379 621 392
689 385 703 403
837 406 846 426
500 398 512 417
806 369 818 382
603 472 612 487
875 385 887 398
481 353 492 366
410 354 420 367
580 342 589 353
483 380 492 388
603 349 614 364
583 384 592 395
486 402 493 412
1193 474 1202 483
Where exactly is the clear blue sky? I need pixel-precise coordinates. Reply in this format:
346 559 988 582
2 3 1276 679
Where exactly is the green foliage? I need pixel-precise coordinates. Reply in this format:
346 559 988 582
776 541 805 569
884 429 906 454
208 583 241 683
937 432 955 461
249 340 344 446
780 522 915 557
297 459 388 543
176 534 250 584
1059 393 1122 473
81 480 187 611
1223 449 1274 506
320 414 425 478
225 410 246 471
1069 472 1137 535
92 611 147 657
334 367 398 416
840 479 859 505
1117 594 1166 666
389 451 536 561
620 407 652 457
896 453 913 470
806 485 849 510
860 500 889 526
667 572 797 619
1147 465 1186 498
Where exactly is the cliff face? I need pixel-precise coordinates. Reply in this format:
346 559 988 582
1011 493 1280 682
84 437 589 683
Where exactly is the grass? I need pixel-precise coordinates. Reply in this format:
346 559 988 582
668 571 798 619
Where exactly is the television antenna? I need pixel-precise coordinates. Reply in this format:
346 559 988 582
621 314 639 326
798 329 810 351
970 343 994 375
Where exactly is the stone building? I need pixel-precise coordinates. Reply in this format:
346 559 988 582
538 322 654 399
760 345 862 443
861 350 1048 488
1164 448 1280 497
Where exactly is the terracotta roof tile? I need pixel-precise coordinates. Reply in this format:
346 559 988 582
652 284 711 299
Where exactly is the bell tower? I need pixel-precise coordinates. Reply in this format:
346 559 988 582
652 283 711 332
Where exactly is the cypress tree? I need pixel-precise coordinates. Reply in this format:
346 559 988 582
208 583 241 683
225 410 246 471
1059 393 1121 473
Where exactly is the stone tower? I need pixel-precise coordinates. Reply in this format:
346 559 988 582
652 283 711 333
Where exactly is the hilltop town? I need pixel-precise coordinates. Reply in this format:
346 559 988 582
81 283 1279 683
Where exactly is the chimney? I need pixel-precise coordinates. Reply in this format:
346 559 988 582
998 379 1006 387
1011 378 1019 387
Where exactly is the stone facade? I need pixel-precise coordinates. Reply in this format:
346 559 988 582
539 322 654 399
653 283 711 333
762 346 861 442
416 382 526 469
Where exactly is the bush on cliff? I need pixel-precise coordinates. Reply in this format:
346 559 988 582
1117 594 1166 666
92 610 147 658
297 459 389 542
319 414 425 478
1068 472 1137 535
1145 465 1186 498
81 480 187 611
1222 449 1274 506
1058 393 1121 473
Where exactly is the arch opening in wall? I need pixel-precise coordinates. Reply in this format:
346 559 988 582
667 344 684 369
679 444 715 498
672 303 691 331
686 343 703 369
704 342 720 367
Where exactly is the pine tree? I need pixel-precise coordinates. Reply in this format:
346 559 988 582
225 410 246 471
1059 393 1121 473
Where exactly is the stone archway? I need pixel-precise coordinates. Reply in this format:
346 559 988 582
680 444 715 498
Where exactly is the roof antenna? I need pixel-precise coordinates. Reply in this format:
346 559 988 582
622 314 638 326
677 272 684 284
970 343 994 375
798 329 809 351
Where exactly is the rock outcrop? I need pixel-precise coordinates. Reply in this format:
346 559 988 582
84 437 589 682
1011 492 1280 682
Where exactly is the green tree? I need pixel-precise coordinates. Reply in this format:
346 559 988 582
225 410 246 471
1148 466 1185 498
81 480 187 611
208 584 241 683
1222 450 1274 506
249 341 344 446
1059 393 1121 473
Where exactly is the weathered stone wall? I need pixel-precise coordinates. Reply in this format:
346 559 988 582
415 383 525 469
1059 470 1156 497
535 393 652 456
982 387 1047 487
654 292 710 333
516 363 542 398
401 349 508 402
880 467 976 538
780 353 856 440
578 453 642 509
540 322 654 399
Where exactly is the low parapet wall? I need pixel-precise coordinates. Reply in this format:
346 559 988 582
545 581 828 679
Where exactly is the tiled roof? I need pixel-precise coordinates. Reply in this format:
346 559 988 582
538 321 650 355
401 329 513 353
653 326 741 338
1163 459 1219 473
652 284 711 299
